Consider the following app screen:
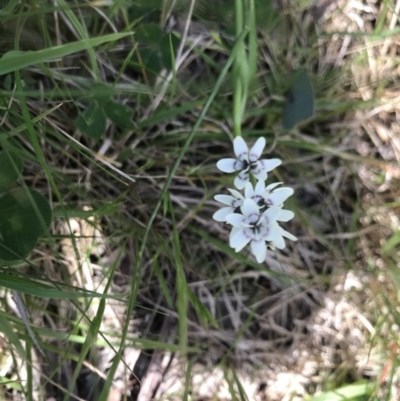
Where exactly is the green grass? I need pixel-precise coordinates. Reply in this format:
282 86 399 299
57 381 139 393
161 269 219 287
0 0 399 400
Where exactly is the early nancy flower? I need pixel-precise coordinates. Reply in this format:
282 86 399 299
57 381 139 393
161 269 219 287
226 198 284 263
217 137 281 190
213 188 244 222
244 181 294 212
213 181 294 222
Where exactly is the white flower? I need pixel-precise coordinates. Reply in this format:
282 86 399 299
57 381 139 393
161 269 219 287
217 137 281 189
226 198 284 263
213 181 294 222
244 181 294 212
271 226 298 250
213 188 244 222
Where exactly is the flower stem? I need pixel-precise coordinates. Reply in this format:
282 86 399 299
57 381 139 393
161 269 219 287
233 0 258 138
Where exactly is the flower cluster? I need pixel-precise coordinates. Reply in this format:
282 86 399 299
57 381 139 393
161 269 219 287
213 137 297 263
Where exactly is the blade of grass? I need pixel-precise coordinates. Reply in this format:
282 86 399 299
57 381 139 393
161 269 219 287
307 381 373 401
55 0 101 80
0 272 121 299
0 103 63 140
0 32 132 75
12 291 45 356
0 314 25 356
25 340 32 401
170 196 188 354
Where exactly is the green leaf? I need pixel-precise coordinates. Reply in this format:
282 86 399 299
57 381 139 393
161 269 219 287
0 0 19 15
160 33 180 70
382 229 400 254
0 150 22 193
0 32 132 75
307 382 372 401
0 314 25 356
135 23 164 47
90 82 113 105
2 74 13 90
75 102 106 139
188 288 219 329
0 188 52 260
104 100 133 129
134 47 163 75
283 70 314 130
134 26 179 72
0 273 116 299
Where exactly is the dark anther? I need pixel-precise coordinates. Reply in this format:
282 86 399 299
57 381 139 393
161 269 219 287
250 161 258 170
233 206 241 214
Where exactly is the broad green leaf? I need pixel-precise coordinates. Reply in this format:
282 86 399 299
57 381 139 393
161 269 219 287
75 102 106 139
133 23 175 75
2 74 13 90
90 82 113 104
134 48 163 75
0 188 52 260
104 101 133 129
0 150 22 192
0 32 132 75
160 33 180 70
283 70 314 130
135 23 164 47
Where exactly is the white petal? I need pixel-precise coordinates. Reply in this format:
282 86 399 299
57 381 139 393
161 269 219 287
233 137 249 161
217 158 243 173
241 198 259 218
251 240 267 263
252 169 268 182
259 158 282 173
262 224 280 242
278 226 297 241
244 182 255 199
272 234 286 249
267 188 294 206
229 226 240 243
230 228 252 251
261 206 280 224
249 137 266 162
226 213 245 227
214 194 236 206
234 172 249 190
265 182 282 192
254 180 265 195
227 188 245 200
213 207 233 222
276 209 294 222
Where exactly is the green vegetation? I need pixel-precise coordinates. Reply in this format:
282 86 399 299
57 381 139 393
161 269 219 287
0 0 399 400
